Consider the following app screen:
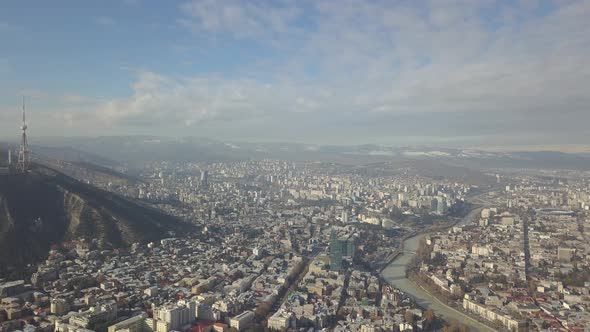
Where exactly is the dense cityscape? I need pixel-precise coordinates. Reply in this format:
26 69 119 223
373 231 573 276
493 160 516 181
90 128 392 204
2 1 590 331
2 148 590 331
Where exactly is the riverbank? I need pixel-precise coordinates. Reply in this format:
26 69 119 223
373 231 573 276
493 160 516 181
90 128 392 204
381 234 496 332
407 272 498 330
379 217 465 274
378 231 416 274
380 206 497 332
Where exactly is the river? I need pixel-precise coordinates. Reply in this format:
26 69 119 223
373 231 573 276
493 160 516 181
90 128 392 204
381 208 496 332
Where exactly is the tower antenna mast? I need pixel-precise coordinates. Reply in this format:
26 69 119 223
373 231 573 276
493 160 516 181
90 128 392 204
17 96 30 173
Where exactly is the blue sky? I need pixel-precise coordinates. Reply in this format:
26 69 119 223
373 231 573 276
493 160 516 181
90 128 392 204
1 0 589 150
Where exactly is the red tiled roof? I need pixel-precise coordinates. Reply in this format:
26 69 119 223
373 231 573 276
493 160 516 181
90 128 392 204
190 322 214 332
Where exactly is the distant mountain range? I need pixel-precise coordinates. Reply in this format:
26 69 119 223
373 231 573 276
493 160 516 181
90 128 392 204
18 136 590 170
0 157 197 278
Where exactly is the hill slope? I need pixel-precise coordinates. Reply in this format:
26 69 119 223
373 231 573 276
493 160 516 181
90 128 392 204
0 166 196 277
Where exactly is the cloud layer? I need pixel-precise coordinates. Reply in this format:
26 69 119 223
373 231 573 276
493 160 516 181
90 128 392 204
2 0 590 147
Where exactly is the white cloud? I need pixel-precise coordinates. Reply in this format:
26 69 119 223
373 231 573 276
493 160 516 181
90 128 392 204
4 0 589 146
76 0 584 142
93 71 288 127
179 0 301 39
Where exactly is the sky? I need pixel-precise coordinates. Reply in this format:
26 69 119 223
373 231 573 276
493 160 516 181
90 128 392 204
0 0 589 149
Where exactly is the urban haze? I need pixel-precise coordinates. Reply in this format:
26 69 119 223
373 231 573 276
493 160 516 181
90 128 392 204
1 1 590 332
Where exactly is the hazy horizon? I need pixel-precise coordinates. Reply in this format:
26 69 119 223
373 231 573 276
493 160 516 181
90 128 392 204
2 134 590 155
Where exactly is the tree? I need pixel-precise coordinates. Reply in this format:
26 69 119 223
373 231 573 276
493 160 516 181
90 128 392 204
404 310 414 324
423 309 437 330
424 309 436 322
254 301 271 319
444 319 469 332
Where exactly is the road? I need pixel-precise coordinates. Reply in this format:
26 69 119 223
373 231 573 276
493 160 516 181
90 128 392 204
381 207 496 332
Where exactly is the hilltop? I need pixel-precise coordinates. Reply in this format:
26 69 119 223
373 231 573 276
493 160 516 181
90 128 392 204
0 164 197 278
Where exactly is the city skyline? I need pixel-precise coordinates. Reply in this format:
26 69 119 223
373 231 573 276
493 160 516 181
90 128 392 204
2 3 590 330
1 0 589 148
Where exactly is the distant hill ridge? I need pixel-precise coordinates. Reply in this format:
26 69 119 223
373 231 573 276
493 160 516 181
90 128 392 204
19 137 590 170
0 164 197 278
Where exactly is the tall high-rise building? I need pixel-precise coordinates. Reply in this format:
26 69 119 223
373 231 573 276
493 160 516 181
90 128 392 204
330 230 356 271
330 230 343 271
430 198 438 213
345 237 356 259
200 169 209 188
341 210 349 223
436 197 447 215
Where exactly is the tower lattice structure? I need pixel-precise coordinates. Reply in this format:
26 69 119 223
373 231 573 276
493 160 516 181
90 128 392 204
17 98 30 173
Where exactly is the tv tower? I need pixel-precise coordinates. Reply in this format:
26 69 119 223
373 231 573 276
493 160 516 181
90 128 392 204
17 97 30 173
